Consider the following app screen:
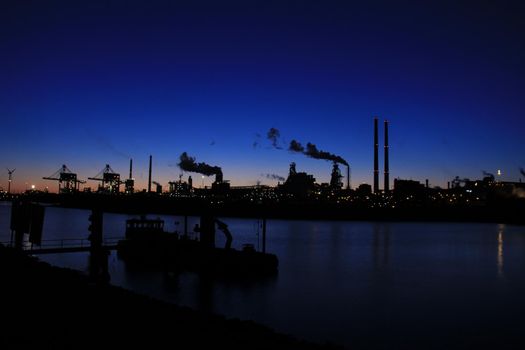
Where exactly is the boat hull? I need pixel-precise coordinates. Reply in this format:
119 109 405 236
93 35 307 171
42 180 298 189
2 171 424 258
117 237 278 276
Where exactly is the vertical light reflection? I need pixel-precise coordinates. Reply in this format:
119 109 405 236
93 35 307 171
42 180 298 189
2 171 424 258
497 224 504 278
372 224 390 271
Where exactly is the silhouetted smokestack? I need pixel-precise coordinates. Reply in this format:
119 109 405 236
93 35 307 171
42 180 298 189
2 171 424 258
148 155 152 193
374 117 379 193
129 158 133 179
346 165 350 190
215 170 223 183
384 120 389 193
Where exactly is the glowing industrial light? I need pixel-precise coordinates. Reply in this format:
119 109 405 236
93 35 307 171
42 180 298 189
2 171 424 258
497 170 502 176
31 185 35 190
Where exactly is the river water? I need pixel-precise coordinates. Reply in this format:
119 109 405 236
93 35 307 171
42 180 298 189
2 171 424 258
1 201 525 348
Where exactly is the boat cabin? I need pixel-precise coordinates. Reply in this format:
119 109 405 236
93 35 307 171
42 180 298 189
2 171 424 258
125 216 165 239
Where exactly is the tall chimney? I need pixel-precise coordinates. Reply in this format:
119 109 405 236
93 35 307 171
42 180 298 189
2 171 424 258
148 155 152 193
129 158 133 179
384 120 389 193
346 165 350 190
374 117 379 193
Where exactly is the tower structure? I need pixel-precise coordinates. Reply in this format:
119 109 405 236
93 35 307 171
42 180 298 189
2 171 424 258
384 120 390 193
373 117 379 193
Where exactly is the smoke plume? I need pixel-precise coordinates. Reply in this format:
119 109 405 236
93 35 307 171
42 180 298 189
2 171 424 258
289 140 348 166
178 152 221 176
482 171 495 179
262 173 285 181
267 127 282 149
289 139 304 152
305 142 348 165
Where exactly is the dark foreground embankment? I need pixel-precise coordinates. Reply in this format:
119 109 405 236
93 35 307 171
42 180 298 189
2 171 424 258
0 244 337 349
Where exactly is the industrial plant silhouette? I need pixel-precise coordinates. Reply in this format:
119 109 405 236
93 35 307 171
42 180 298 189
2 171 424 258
2 118 525 350
2 118 524 224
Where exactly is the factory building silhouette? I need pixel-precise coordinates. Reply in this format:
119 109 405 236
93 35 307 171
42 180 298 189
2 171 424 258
2 116 524 223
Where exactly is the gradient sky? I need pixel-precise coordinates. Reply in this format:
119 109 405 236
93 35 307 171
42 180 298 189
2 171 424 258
1 0 524 192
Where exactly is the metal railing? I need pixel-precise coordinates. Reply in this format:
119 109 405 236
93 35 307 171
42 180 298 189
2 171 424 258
0 236 124 250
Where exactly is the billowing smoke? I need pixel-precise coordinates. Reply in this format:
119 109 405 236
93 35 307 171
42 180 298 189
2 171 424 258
289 140 348 166
289 139 304 152
266 128 348 167
262 173 285 181
267 127 282 149
178 152 222 176
482 170 495 179
305 142 348 166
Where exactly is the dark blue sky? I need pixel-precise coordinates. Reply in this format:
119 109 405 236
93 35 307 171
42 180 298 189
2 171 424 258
1 0 524 192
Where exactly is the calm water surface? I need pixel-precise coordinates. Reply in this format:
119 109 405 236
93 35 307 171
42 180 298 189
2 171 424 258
1 201 525 348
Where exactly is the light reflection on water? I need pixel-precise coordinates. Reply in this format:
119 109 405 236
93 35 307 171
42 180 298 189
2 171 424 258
498 224 504 278
1 202 525 348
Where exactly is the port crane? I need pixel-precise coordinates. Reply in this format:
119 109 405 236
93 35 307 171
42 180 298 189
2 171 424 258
43 165 85 193
88 164 121 194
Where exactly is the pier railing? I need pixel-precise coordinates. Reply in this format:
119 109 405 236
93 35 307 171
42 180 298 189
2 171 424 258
0 236 124 252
